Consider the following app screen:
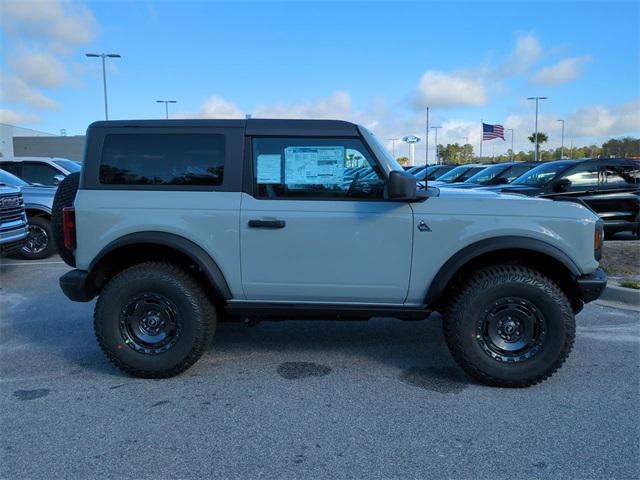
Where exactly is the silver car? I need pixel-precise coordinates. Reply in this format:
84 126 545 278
0 169 56 259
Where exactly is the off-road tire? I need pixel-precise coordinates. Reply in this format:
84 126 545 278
51 172 80 267
19 216 54 260
443 265 575 388
94 262 217 378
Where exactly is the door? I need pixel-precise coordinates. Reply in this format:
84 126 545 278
592 162 640 224
240 136 414 304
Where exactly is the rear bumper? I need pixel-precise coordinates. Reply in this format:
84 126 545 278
60 269 95 302
576 268 607 303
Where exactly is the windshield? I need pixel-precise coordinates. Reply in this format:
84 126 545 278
465 164 508 184
415 165 442 181
512 161 574 186
359 126 405 174
0 169 30 187
437 165 479 183
53 159 82 172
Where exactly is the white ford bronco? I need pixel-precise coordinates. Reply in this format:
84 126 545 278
54 119 607 387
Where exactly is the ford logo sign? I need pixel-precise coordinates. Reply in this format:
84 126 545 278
0 196 20 208
402 135 421 143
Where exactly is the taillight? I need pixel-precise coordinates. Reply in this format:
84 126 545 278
63 207 76 250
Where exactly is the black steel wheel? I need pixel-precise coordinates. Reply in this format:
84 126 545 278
94 262 216 378
476 297 547 363
444 265 575 388
19 216 54 260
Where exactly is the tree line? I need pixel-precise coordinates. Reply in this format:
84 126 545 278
397 136 639 165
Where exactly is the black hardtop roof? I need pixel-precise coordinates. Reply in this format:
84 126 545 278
88 118 360 136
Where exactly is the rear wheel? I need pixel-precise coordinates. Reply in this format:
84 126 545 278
94 262 216 378
20 216 54 260
443 265 575 388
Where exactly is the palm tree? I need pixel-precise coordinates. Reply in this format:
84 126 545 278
528 132 549 145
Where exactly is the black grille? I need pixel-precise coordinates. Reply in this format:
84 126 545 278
0 193 26 224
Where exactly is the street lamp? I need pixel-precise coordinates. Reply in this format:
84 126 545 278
388 138 400 158
157 100 177 119
527 96 548 162
507 128 514 161
431 126 441 164
86 53 121 120
557 119 565 159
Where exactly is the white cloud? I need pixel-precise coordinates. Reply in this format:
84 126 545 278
254 91 352 119
176 96 244 119
1 0 97 52
0 108 40 125
0 77 60 110
567 100 640 137
413 70 487 109
502 33 542 75
530 56 591 86
9 51 68 88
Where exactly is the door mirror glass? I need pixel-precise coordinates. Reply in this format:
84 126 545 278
388 170 418 200
554 178 571 192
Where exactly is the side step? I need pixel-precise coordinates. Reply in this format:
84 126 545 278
224 302 432 321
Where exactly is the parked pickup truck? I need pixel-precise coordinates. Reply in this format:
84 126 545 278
0 183 28 256
54 119 607 387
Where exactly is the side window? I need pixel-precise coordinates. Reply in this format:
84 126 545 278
0 162 21 176
562 164 600 187
601 164 640 186
503 164 533 182
100 133 225 186
252 137 385 199
22 163 59 186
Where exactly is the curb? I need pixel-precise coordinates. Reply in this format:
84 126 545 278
599 284 640 306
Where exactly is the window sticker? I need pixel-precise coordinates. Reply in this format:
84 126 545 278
284 146 345 185
256 154 282 184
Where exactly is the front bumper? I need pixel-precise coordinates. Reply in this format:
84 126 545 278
576 268 607 303
60 269 96 302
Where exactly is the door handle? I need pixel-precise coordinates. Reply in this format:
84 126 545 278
248 219 286 229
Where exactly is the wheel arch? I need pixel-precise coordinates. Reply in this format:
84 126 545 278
24 204 51 218
88 231 232 301
425 236 582 311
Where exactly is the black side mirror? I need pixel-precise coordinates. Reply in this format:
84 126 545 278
554 178 571 192
388 170 418 200
493 177 509 185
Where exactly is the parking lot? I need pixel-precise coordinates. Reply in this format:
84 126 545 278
1 256 638 479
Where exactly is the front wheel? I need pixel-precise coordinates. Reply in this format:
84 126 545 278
20 216 54 260
94 262 216 378
443 265 575 388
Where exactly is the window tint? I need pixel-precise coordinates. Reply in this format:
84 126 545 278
22 163 60 186
0 162 21 177
252 137 384 199
562 164 599 187
100 134 225 186
601 164 640 186
503 164 534 182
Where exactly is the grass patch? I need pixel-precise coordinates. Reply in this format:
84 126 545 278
619 279 640 290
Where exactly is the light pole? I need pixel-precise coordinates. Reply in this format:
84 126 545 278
431 126 442 164
86 53 121 120
557 119 565 159
157 100 177 119
507 128 514 161
425 107 430 165
527 96 547 162
388 138 400 158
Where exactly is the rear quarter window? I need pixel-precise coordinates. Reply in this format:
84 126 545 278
99 133 225 186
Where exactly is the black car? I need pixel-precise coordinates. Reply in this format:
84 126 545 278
446 161 539 189
492 158 640 236
414 164 457 181
433 164 488 185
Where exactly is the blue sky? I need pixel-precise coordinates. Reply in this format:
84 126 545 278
1 0 638 158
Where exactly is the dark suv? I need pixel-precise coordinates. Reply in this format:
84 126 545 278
494 158 640 236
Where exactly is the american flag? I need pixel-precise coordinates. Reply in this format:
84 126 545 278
483 123 505 141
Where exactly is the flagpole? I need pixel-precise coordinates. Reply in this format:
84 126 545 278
479 120 483 162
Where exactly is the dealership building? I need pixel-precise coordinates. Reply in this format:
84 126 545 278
0 123 86 162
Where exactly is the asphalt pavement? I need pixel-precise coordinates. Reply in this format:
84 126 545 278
1 256 639 479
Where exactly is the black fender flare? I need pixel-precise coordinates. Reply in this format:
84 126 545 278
424 236 582 305
89 231 232 299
